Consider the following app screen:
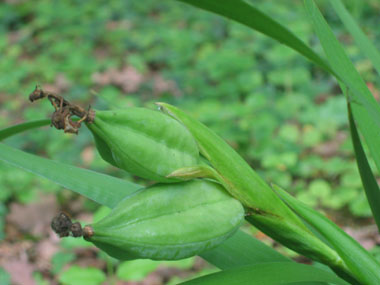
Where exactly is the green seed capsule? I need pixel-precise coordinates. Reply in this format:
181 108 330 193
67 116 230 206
84 180 244 260
86 108 200 182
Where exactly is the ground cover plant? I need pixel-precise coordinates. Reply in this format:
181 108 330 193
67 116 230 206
0 0 380 284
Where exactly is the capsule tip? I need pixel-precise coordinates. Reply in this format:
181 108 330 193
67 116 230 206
83 225 94 239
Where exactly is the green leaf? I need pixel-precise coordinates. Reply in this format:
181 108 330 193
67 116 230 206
0 143 141 208
308 179 331 200
60 237 92 250
0 267 11 285
331 0 380 77
163 257 195 270
0 119 50 141
348 103 380 231
0 143 289 269
304 1 380 179
349 193 372 217
51 252 76 274
0 204 6 241
180 262 349 285
92 206 112 223
274 184 380 285
176 0 333 74
117 259 160 281
59 266 106 285
33 272 49 285
201 230 290 270
168 268 219 285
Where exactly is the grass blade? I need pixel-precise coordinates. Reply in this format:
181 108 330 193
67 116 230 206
181 262 349 285
274 184 380 285
331 0 380 77
305 0 380 178
348 103 380 232
0 143 290 268
0 142 141 208
176 0 333 74
0 119 50 141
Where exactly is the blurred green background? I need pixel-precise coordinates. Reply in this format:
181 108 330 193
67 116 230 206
0 0 379 284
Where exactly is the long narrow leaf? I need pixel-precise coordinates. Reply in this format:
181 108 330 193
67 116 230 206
176 0 334 75
0 119 50 141
181 262 349 285
274 184 380 285
348 103 380 232
305 1 380 178
0 143 290 269
331 0 380 77
0 143 141 208
178 0 380 182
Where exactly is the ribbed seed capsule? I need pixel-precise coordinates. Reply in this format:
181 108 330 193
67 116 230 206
86 108 200 183
83 180 244 260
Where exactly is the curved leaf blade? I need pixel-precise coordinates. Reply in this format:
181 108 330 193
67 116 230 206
176 0 333 74
0 143 141 208
181 262 349 285
0 119 50 141
348 103 380 232
331 0 380 77
274 184 380 285
305 1 380 178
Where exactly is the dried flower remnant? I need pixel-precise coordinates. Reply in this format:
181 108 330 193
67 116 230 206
51 212 83 238
51 212 73 238
28 85 94 134
70 222 84 237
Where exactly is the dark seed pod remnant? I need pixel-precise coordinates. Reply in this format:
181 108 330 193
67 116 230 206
51 212 83 238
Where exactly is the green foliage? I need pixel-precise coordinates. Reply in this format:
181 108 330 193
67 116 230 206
51 252 76 274
163 257 196 270
92 206 111 223
1 0 378 217
116 259 161 281
304 0 380 229
33 272 49 285
181 262 349 285
330 0 380 77
0 203 6 240
59 266 106 285
1 0 380 284
0 142 294 277
160 103 345 272
275 184 380 285
168 268 219 285
348 103 380 225
0 268 10 285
